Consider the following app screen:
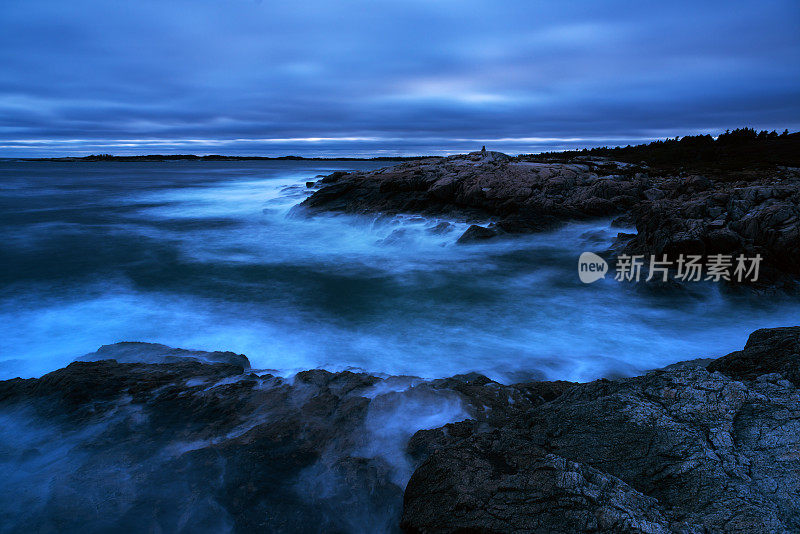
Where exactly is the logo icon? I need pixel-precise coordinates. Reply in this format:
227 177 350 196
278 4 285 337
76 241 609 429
578 252 608 283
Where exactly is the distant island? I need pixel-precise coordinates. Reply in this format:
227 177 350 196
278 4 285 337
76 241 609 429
16 127 799 169
21 154 428 162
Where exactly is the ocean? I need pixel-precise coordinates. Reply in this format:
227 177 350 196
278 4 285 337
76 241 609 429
1 159 797 382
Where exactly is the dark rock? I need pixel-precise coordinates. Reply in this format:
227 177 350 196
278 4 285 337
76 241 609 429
466 149 510 164
494 214 561 234
378 228 409 246
297 153 800 290
657 357 715 371
406 420 480 462
77 341 250 369
707 326 800 385
403 442 675 533
306 181 316 188
623 172 800 289
704 227 741 254
299 156 642 226
294 368 381 395
299 181 357 212
643 187 666 201
683 174 712 192
426 221 454 235
319 170 350 183
402 326 800 533
403 372 800 533
456 224 499 243
611 212 636 227
4 329 800 533
0 355 402 533
0 359 245 410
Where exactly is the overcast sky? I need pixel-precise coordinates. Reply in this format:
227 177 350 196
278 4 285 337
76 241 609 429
1 0 798 157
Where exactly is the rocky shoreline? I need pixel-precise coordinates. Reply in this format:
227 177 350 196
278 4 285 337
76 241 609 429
298 151 800 291
1 327 798 533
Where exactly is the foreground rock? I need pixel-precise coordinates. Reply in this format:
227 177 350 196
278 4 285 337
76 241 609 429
0 355 431 533
403 370 800 533
298 151 800 289
402 327 800 533
0 328 798 533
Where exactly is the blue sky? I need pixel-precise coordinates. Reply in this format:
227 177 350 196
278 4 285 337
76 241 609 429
1 0 798 157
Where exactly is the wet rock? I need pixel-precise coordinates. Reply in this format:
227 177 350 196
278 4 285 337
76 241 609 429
426 221 453 235
78 341 250 369
611 212 637 227
3 328 800 533
403 444 675 534
404 375 577 467
298 153 800 290
456 224 499 243
319 170 350 184
294 368 381 396
378 228 410 246
402 326 800 533
0 359 245 411
707 326 800 385
0 355 400 533
623 172 800 290
298 181 357 212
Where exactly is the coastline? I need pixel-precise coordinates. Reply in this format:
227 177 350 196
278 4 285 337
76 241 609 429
298 146 800 293
4 0 797 530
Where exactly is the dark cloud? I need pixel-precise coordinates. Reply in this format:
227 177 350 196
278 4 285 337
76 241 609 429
1 0 798 156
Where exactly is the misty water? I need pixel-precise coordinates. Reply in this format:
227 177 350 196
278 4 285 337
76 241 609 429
1 160 798 382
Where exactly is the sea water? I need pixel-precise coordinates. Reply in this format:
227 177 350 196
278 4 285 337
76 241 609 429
1 160 797 382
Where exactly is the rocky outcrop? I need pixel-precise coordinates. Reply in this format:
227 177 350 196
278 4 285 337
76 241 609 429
402 326 800 533
403 368 800 533
0 353 416 533
455 224 499 243
1 328 799 533
707 326 800 386
298 152 646 233
623 174 800 290
76 341 250 368
298 153 800 289
403 441 676 533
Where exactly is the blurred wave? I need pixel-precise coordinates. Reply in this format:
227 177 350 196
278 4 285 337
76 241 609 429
1 160 798 381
